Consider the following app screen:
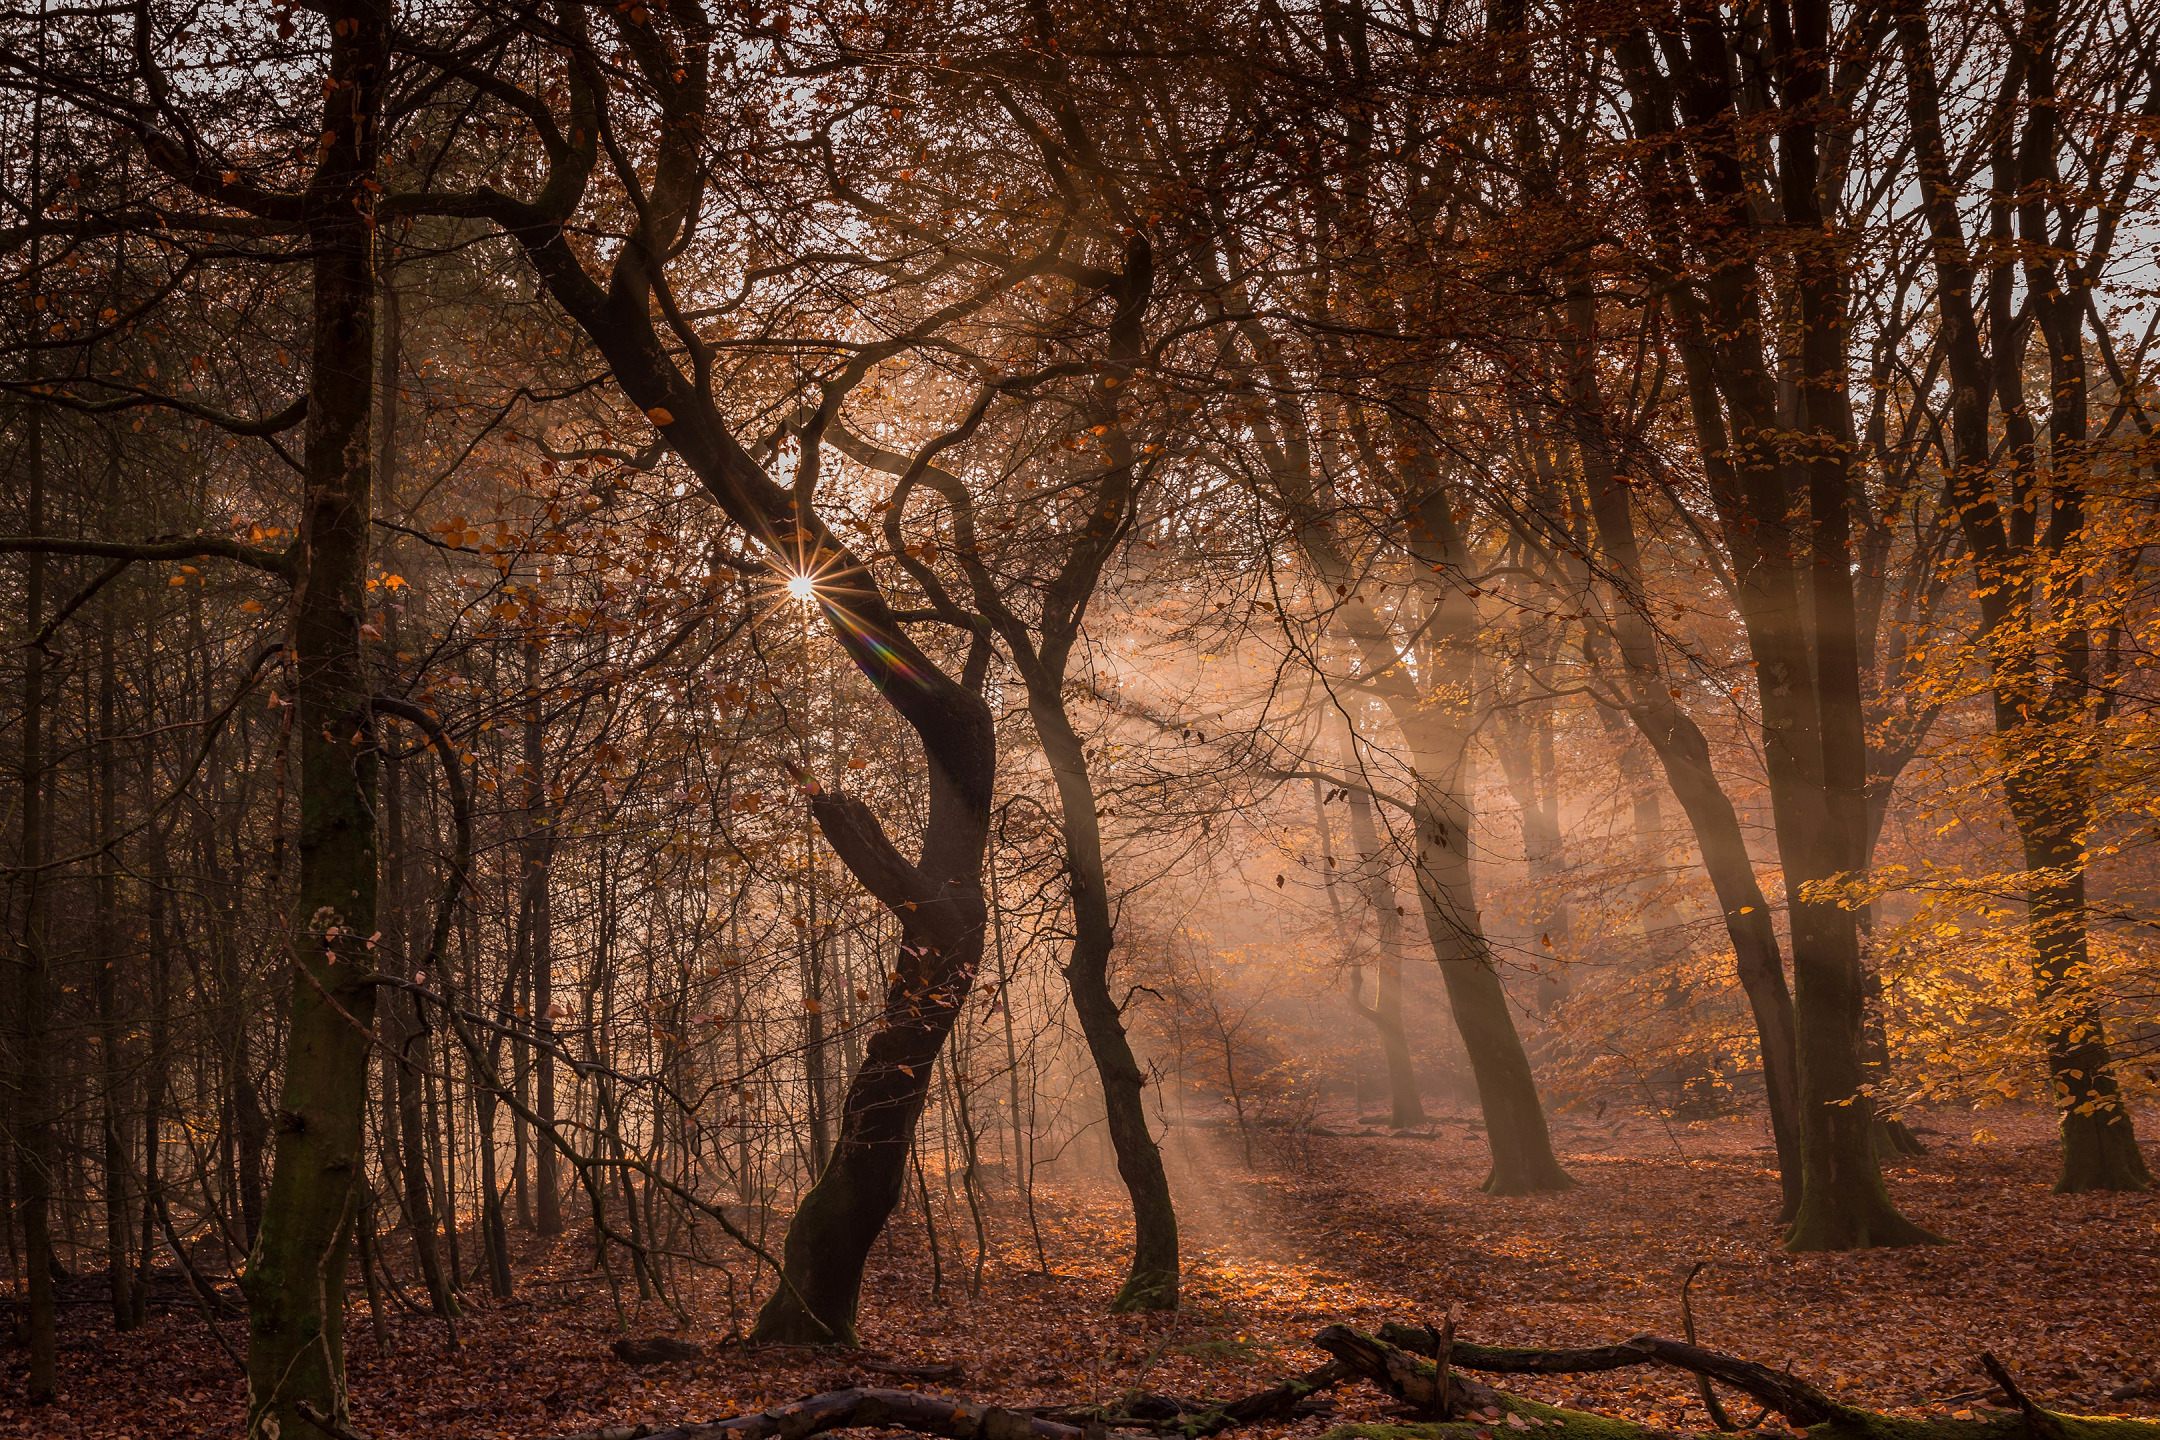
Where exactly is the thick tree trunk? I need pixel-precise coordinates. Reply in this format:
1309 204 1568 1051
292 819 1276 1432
241 7 390 1435
1614 14 1931 1250
2019 798 2152 1192
749 734 994 1342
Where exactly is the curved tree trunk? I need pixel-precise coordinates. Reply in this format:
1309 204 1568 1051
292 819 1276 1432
1036 706 1180 1311
750 672 995 1341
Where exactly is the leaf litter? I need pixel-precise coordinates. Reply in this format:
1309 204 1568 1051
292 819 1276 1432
8 1104 2154 1440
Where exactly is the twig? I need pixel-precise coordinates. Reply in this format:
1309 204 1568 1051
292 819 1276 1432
1980 1353 2063 1440
1680 1262 1738 1431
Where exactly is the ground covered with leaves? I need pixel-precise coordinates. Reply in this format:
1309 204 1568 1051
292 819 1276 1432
9 1105 2156 1440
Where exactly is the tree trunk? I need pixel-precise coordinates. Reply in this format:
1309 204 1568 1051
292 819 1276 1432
1896 1 2150 1195
1566 285 1804 1216
750 648 997 1342
12 390 57 1405
95 538 135 1331
1327 751 1426 1130
1035 702 1179 1311
520 643 564 1237
1405 753 1573 1195
241 7 391 1435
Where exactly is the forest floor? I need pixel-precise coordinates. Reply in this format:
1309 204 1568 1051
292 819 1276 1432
8 1103 2158 1439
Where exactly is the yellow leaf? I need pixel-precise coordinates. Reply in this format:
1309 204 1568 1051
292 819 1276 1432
646 406 675 425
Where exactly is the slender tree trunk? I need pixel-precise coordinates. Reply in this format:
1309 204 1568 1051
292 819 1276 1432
1034 704 1179 1310
383 757 453 1318
520 643 563 1237
1408 771 1573 1195
12 393 57 1405
94 542 136 1331
1325 754 1425 1130
241 8 391 1434
134 837 172 1330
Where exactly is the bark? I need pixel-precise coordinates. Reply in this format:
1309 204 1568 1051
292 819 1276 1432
1254 351 1568 1191
520 642 564 1237
387 985 454 1319
135 836 173 1330
1038 702 1181 1309
95 528 134 1332
521 1329 2160 1440
12 390 57 1405
536 1365 1349 1440
815 235 1179 1310
1407 763 1573 1196
432 28 1006 1340
749 653 996 1342
240 6 392 1436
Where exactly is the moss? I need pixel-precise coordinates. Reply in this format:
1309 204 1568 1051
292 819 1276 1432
1323 1409 2160 1440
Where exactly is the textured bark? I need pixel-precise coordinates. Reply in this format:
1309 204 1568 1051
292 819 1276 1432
240 5 392 1435
12 392 57 1405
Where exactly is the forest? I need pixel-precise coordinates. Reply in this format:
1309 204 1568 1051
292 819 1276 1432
1 0 2157 1436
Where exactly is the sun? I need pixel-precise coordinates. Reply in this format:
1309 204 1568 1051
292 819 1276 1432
785 573 817 601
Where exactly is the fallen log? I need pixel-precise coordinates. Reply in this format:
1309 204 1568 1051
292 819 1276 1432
1369 1321 1836 1424
613 1337 706 1367
1326 1326 2160 1440
539 1388 1098 1440
1028 1361 1350 1436
541 1364 1350 1440
537 1326 2160 1440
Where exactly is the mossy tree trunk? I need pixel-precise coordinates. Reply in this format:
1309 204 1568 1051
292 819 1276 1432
239 4 391 1435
